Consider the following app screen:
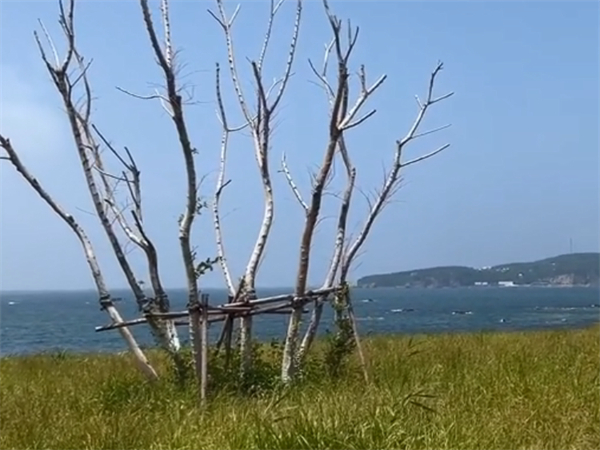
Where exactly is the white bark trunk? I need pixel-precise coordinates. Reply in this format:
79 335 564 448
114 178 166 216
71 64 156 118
298 138 355 360
211 0 302 378
0 136 158 381
140 0 201 323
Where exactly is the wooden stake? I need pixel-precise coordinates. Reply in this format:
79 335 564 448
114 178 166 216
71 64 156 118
188 300 203 405
200 293 209 405
347 299 369 384
224 316 234 371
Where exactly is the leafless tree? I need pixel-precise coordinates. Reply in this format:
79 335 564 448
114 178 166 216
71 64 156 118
1 0 452 387
0 0 214 376
0 137 159 381
208 0 302 374
278 1 453 381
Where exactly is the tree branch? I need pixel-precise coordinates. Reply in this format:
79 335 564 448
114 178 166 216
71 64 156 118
139 0 200 316
340 62 453 281
34 1 150 315
0 134 158 381
213 62 240 297
280 152 308 212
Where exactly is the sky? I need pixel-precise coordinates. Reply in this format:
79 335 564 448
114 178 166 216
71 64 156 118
0 0 598 291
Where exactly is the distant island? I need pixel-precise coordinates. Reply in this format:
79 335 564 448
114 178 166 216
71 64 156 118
356 253 600 288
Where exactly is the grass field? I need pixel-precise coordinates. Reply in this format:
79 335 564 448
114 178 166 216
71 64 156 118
1 326 598 450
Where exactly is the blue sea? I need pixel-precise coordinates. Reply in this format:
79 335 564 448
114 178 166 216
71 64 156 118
1 287 598 356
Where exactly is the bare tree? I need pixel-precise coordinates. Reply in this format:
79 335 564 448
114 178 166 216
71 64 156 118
2 0 452 388
0 137 158 382
280 0 385 382
208 0 302 373
278 1 453 380
137 0 205 324
45 0 183 356
0 0 216 374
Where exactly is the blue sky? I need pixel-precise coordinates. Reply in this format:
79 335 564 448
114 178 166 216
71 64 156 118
0 0 598 291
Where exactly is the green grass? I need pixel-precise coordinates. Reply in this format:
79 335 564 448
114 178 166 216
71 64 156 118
1 326 598 450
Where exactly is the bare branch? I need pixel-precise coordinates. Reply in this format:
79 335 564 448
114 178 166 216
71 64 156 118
401 143 450 168
398 62 454 147
341 108 377 131
209 1 253 124
58 0 76 64
0 134 158 380
412 123 452 140
213 62 237 296
269 0 302 112
257 0 286 73
94 124 143 220
37 19 60 67
140 0 200 317
105 199 145 248
115 86 169 102
341 62 453 280
338 77 386 130
93 167 128 183
280 152 308 212
160 0 173 68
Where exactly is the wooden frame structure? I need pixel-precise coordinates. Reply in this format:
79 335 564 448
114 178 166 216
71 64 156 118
95 286 341 402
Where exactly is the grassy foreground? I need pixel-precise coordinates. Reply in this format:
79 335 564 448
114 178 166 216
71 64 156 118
1 327 598 450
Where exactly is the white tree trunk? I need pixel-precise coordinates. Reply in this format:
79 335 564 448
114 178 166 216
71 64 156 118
0 136 158 381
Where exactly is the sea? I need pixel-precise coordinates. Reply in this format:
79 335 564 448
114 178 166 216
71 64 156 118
1 287 599 356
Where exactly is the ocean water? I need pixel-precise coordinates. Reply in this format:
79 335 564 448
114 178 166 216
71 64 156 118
0 287 598 356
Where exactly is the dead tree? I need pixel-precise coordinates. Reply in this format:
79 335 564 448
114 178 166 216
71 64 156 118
209 0 302 374
280 0 453 381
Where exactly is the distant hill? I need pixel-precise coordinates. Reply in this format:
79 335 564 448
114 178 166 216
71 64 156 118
356 253 600 288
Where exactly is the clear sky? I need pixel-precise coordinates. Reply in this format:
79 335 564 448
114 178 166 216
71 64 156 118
0 0 598 291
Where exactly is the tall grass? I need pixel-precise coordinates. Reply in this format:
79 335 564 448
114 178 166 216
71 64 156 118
1 327 598 449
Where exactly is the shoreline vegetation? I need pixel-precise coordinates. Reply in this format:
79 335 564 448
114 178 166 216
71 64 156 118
357 252 600 288
1 326 598 450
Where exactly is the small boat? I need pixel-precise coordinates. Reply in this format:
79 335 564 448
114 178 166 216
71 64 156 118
361 298 374 303
391 308 415 313
452 310 473 315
